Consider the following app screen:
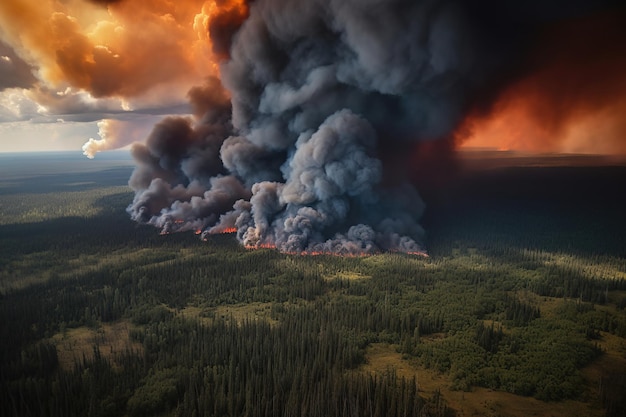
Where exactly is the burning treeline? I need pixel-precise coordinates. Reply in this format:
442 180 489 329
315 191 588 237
5 0 623 255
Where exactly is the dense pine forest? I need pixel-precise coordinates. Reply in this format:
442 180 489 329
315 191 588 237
1 153 626 417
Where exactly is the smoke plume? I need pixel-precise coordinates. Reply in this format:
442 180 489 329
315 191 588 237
82 118 159 158
126 0 625 255
128 0 490 255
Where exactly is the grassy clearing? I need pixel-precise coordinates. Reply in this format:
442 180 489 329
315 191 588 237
50 320 143 372
177 305 214 325
325 270 371 281
213 302 279 326
363 343 606 417
583 331 626 381
179 302 279 327
536 251 626 281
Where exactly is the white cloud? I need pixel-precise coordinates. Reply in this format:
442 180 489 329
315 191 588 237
0 88 41 121
82 116 161 158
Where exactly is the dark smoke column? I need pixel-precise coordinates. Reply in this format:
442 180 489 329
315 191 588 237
128 0 487 255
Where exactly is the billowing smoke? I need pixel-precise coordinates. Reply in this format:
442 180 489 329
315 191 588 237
128 0 486 255
1 0 622 252
83 117 160 158
127 0 626 255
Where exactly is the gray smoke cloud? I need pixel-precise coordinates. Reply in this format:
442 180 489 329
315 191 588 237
126 0 487 254
130 0 606 254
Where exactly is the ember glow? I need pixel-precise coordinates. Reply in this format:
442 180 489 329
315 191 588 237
247 243 277 250
1 1 625 255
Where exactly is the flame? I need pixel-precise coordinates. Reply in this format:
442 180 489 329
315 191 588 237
300 250 373 258
299 250 427 258
406 251 429 258
245 243 276 250
247 249 427 258
205 226 237 235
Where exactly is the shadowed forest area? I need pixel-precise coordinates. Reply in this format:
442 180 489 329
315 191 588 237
1 152 625 417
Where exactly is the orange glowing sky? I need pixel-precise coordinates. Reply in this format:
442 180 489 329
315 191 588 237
0 0 246 152
0 0 248 96
457 8 626 155
0 0 624 155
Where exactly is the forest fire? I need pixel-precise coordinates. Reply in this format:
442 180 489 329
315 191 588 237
245 242 277 250
123 1 625 257
240 244 430 258
204 224 430 257
3 2 626 416
5 0 617 256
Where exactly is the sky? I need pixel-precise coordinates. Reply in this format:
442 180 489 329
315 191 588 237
0 0 241 154
0 0 625 156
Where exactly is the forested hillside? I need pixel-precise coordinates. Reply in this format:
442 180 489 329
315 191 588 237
1 158 625 417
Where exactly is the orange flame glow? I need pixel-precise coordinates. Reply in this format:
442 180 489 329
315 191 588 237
457 9 626 155
303 251 371 258
245 243 277 250
405 251 429 258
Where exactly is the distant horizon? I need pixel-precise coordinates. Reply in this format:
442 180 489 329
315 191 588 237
0 148 133 156
2 146 625 160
